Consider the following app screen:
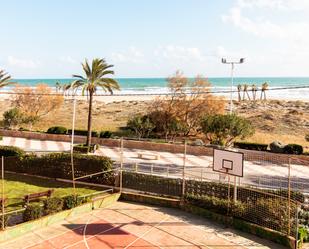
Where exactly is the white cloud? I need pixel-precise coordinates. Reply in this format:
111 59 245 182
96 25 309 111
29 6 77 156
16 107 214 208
236 0 309 11
59 56 77 64
7 56 39 69
154 45 205 62
111 46 144 63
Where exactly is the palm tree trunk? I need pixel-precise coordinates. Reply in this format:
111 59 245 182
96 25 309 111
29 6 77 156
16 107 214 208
86 91 94 151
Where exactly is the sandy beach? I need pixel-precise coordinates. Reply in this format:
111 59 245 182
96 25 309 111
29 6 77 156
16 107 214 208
0 94 308 149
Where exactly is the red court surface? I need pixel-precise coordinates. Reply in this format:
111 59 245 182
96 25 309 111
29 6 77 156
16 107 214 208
1 201 285 249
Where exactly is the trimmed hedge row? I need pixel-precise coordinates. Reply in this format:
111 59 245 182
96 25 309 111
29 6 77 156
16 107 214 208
122 172 305 203
47 126 113 138
4 153 114 185
0 146 25 157
233 142 268 151
23 195 86 222
47 126 67 134
185 193 296 235
68 129 99 137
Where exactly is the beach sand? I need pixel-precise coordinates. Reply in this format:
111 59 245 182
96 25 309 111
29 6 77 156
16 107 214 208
0 94 308 149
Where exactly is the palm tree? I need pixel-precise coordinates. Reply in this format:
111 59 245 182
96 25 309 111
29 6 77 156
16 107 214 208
251 84 257 101
260 82 269 100
72 58 120 150
0 69 15 89
237 84 242 102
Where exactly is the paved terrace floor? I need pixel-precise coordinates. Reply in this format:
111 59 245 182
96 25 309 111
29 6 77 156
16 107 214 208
1 136 309 192
0 201 286 249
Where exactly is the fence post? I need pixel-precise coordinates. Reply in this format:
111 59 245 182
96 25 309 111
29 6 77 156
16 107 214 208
135 163 138 173
1 156 4 231
70 95 76 194
182 140 187 198
119 137 124 193
287 156 291 236
151 164 153 175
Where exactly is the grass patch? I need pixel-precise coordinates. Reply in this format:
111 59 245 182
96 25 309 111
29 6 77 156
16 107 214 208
2 172 101 211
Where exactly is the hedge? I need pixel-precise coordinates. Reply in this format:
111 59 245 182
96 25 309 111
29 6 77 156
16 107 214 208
233 142 268 151
68 129 98 137
100 131 113 138
23 204 44 222
73 144 97 153
47 126 68 135
4 153 114 185
0 146 25 157
184 193 296 235
122 172 305 203
44 197 64 215
284 144 303 155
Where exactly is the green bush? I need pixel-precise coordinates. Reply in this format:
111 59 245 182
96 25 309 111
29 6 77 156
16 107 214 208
0 215 10 230
3 108 24 128
299 226 309 243
4 153 114 185
234 142 268 151
100 131 113 138
0 146 25 157
73 144 97 153
47 126 68 135
63 195 82 210
0 136 2 141
284 144 303 155
23 204 44 222
200 114 254 147
44 197 64 215
68 129 98 137
19 127 30 131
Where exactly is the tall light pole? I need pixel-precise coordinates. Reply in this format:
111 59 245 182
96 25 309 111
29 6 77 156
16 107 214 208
221 58 245 114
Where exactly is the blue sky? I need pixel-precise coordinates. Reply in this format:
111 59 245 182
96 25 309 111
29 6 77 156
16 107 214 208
1 0 309 78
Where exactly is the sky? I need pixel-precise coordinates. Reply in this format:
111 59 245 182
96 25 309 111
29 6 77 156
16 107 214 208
1 0 309 78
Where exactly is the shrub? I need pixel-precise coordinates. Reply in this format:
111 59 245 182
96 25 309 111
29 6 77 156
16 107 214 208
100 131 112 138
0 146 25 157
63 195 82 210
23 204 44 222
3 108 24 129
200 114 254 147
269 141 286 153
47 126 67 134
44 197 64 215
284 144 303 155
0 136 2 141
127 115 155 139
73 144 97 153
4 153 114 185
68 129 98 137
306 134 309 142
299 226 309 243
0 215 10 229
234 142 268 151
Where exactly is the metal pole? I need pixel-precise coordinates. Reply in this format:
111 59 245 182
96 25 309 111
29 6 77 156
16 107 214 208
230 63 234 114
119 137 123 192
233 176 237 202
1 156 4 230
287 157 291 236
182 140 187 198
70 95 76 194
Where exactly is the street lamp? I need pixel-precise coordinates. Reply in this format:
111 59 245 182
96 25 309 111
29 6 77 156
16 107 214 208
221 58 245 114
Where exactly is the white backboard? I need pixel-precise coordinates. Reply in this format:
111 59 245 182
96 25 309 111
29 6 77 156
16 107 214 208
213 149 244 177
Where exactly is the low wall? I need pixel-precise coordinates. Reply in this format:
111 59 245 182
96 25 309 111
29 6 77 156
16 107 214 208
0 193 120 243
0 129 308 165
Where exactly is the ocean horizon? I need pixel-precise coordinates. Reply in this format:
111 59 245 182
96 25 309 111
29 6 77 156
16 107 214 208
5 77 309 101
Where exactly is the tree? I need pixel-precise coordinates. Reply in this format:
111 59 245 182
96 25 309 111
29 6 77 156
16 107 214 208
260 82 269 100
200 114 254 147
151 71 225 138
127 115 155 139
72 58 120 149
12 84 63 129
0 69 15 88
3 108 24 129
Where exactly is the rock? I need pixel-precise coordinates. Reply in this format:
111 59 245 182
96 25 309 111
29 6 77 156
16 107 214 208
192 139 204 146
269 141 286 153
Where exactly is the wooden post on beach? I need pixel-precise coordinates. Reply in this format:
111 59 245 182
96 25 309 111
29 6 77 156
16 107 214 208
260 82 269 101
251 84 257 101
237 84 242 102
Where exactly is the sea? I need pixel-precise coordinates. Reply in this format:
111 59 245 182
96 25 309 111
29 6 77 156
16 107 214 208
5 77 309 101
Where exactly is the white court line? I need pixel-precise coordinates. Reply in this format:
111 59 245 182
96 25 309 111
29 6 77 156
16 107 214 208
123 216 170 249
